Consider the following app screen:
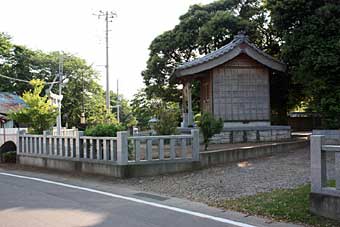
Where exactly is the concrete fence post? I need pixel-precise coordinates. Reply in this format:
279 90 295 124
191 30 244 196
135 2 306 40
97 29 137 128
75 130 81 158
336 151 340 190
117 131 128 165
43 131 49 155
310 135 327 193
191 129 200 161
16 130 25 153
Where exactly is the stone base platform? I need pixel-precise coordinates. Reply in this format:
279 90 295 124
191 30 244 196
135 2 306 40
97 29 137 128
180 125 291 144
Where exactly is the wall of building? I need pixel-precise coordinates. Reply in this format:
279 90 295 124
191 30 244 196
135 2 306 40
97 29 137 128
212 54 270 122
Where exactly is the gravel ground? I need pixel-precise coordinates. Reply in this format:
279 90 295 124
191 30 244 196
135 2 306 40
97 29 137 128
117 148 314 205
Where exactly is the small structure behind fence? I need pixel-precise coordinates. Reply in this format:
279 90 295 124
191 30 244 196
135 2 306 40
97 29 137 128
310 131 340 221
17 129 200 177
52 127 78 137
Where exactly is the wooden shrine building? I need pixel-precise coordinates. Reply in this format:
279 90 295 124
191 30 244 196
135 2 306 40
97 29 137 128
174 32 286 129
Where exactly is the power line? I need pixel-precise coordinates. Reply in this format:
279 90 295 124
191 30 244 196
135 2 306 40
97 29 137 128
0 74 60 85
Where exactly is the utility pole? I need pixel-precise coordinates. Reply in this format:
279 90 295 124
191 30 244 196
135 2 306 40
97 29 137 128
94 10 117 113
57 55 63 135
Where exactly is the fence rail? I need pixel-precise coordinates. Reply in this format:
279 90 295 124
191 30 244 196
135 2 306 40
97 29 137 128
18 129 200 165
311 135 340 195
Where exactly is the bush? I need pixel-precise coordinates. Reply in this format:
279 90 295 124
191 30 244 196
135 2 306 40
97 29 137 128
153 102 180 135
84 123 125 137
1 151 16 163
197 112 223 150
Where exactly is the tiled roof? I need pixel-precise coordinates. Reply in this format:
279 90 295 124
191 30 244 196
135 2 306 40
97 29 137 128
177 34 245 70
175 32 286 76
0 92 26 114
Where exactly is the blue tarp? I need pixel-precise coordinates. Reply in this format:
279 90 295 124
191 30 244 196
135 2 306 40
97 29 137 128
0 92 26 114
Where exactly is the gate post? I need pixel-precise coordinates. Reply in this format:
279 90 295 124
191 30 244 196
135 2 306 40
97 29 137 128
191 129 200 161
117 131 128 165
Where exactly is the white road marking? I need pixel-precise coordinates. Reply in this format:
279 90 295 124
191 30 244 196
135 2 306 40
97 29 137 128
0 172 258 227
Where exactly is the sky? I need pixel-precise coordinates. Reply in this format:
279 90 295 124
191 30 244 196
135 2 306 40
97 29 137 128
0 0 214 99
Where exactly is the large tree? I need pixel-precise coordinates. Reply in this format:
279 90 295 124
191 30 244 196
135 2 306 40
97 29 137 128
142 0 279 101
9 79 58 134
0 34 119 128
142 0 288 120
267 0 340 128
110 91 137 128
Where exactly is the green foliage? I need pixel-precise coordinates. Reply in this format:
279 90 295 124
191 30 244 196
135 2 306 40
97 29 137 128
222 183 340 227
110 91 137 128
84 123 125 137
0 35 120 128
131 89 180 133
1 151 16 163
8 79 58 134
142 0 273 100
267 0 340 128
130 89 160 130
197 112 223 150
153 102 180 135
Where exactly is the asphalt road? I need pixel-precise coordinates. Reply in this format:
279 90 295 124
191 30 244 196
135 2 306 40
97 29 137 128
0 172 255 227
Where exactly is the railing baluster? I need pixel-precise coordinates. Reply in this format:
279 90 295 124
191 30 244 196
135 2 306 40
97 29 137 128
159 139 164 160
335 152 340 190
70 137 75 157
170 139 175 159
90 139 94 159
50 137 54 156
96 139 101 160
135 140 141 162
181 138 186 159
83 138 87 159
60 137 64 157
30 137 33 154
110 139 114 161
65 138 69 157
25 137 29 153
103 139 108 161
147 139 152 161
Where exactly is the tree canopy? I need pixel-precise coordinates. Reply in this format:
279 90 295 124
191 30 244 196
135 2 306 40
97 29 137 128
8 79 58 134
142 0 340 128
0 33 121 129
267 0 340 128
142 0 279 102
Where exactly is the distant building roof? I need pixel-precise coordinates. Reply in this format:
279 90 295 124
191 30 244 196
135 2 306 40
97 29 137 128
0 92 26 115
174 31 286 78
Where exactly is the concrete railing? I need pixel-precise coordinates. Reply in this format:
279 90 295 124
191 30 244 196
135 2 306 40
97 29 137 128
18 129 200 166
310 135 340 195
128 129 200 163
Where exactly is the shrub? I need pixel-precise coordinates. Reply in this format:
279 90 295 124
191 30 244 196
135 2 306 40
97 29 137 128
197 112 223 150
1 151 16 163
153 102 180 135
84 123 125 137
8 79 58 134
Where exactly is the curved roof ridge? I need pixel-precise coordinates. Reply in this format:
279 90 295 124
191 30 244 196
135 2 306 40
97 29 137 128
177 37 242 70
174 32 286 77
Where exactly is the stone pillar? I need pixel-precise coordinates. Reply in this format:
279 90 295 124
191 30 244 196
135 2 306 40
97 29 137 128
117 131 128 165
191 129 200 161
187 82 193 126
310 135 327 193
181 83 188 128
43 130 49 155
75 130 81 158
336 151 340 190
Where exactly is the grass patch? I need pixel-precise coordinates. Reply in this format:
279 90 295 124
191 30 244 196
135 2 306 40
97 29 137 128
222 183 340 227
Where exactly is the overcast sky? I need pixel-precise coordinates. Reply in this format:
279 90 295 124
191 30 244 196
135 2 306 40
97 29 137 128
0 0 214 99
